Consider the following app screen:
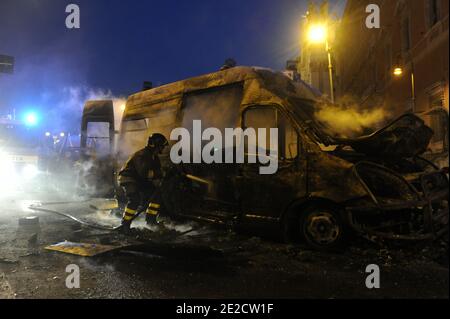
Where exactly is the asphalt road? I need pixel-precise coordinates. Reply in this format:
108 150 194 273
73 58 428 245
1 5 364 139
0 192 448 299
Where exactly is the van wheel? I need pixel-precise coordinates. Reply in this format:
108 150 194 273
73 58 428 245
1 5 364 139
299 205 346 250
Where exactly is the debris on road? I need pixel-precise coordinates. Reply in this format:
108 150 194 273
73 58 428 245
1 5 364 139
45 241 128 257
0 257 19 264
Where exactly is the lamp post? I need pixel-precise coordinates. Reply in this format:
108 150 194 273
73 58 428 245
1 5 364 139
393 57 416 113
308 24 335 104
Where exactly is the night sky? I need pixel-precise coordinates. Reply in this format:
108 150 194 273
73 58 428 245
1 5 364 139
0 0 345 131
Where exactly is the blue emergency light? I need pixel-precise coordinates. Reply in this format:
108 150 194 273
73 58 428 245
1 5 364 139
24 112 38 126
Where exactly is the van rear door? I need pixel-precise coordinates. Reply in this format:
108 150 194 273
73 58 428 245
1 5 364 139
81 100 115 149
79 100 116 196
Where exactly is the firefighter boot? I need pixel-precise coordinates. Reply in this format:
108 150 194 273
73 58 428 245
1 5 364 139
146 202 160 225
120 206 138 234
120 219 132 234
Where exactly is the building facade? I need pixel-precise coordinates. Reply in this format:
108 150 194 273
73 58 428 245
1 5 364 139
335 0 449 167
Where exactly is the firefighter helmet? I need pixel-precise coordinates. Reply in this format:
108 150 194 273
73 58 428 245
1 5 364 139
148 133 169 148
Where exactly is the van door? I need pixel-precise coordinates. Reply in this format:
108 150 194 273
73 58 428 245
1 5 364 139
175 84 243 223
236 105 307 226
79 100 116 196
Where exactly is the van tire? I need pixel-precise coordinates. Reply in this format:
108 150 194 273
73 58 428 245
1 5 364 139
284 203 347 251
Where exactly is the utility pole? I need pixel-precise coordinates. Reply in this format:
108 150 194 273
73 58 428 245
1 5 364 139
409 54 416 113
326 39 335 104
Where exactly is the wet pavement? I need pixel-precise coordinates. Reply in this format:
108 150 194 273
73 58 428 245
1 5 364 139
0 193 448 299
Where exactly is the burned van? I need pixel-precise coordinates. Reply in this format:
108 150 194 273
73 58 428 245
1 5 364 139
81 66 449 249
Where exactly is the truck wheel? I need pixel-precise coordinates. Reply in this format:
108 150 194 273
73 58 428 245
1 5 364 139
299 205 346 250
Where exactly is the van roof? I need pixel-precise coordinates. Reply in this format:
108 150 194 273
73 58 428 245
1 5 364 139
127 66 258 106
124 66 322 117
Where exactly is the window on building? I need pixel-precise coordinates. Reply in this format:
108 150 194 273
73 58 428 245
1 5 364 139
430 110 448 150
385 42 392 73
401 17 411 52
428 89 448 148
427 0 441 28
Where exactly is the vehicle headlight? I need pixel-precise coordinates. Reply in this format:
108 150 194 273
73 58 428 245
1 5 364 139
22 164 39 180
0 152 14 176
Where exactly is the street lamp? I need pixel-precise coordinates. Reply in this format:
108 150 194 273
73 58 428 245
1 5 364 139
307 24 335 103
393 67 403 77
308 25 327 43
393 58 416 113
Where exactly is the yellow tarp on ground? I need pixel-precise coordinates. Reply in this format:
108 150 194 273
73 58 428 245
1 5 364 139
45 241 124 257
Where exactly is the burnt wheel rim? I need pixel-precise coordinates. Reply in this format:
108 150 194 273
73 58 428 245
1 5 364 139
304 212 340 245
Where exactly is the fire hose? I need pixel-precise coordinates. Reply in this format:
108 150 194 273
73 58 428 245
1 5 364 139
28 204 198 240
28 185 160 232
28 171 211 234
28 204 122 231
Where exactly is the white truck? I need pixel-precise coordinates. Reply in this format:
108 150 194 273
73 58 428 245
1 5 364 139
0 116 48 193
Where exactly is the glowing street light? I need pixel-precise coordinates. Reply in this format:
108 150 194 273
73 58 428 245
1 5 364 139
306 23 335 103
308 24 327 43
393 58 416 112
393 67 403 77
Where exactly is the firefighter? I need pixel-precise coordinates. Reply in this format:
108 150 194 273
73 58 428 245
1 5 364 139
118 133 169 232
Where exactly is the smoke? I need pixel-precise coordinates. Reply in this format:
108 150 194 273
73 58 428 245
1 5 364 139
20 87 127 201
314 96 391 138
49 86 126 134
87 208 202 236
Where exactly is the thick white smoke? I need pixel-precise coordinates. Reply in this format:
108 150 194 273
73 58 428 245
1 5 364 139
54 86 126 133
315 96 391 138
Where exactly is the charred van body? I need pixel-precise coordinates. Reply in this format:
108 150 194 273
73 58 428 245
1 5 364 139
79 66 449 250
